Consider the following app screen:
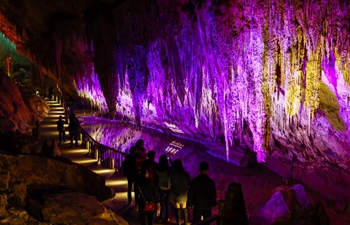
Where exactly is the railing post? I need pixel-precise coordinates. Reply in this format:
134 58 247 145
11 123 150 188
86 139 90 151
93 144 98 159
81 132 86 148
80 132 83 143
109 157 114 169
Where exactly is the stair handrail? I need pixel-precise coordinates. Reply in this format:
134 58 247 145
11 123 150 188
58 94 127 171
78 124 127 171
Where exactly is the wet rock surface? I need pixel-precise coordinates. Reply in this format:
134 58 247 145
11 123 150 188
0 152 121 224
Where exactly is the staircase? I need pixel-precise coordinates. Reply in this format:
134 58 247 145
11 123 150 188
40 98 128 193
41 98 170 225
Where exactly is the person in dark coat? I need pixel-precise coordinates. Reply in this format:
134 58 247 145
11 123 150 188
56 115 65 144
68 114 79 147
122 146 137 204
48 85 53 100
188 161 217 224
135 169 159 225
169 159 191 225
155 154 172 223
135 139 147 171
143 150 157 184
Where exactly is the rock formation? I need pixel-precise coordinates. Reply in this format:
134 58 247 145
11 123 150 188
0 0 349 216
0 74 48 134
250 184 329 225
0 150 122 224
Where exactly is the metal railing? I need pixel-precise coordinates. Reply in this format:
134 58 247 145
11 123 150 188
79 127 127 171
56 94 127 171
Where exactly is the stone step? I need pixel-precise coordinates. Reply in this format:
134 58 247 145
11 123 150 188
49 105 64 109
49 107 65 111
47 112 65 116
41 99 127 193
45 116 66 121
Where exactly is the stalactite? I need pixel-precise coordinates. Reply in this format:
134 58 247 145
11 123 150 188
2 0 350 169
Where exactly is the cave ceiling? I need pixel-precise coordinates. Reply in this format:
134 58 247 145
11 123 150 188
0 0 350 190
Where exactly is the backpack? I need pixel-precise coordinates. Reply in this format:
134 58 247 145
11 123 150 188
143 160 156 181
156 170 171 190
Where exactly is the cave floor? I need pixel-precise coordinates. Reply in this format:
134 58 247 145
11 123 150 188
41 99 349 225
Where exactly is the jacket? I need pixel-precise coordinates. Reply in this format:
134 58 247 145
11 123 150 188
122 154 137 177
187 173 216 210
169 171 190 203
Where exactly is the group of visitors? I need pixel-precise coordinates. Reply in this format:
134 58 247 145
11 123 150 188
122 139 217 225
56 111 80 147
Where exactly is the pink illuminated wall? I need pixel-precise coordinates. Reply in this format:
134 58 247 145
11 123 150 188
75 64 108 113
74 1 350 168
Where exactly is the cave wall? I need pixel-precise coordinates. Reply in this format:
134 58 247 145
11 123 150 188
0 1 350 174
95 0 350 167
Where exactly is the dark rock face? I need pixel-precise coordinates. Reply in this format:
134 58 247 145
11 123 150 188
221 183 249 225
0 153 118 224
0 0 349 211
0 131 48 155
41 193 127 225
0 74 48 134
0 154 115 201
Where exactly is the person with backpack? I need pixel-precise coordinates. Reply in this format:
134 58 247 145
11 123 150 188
135 169 158 225
155 154 172 223
123 146 137 204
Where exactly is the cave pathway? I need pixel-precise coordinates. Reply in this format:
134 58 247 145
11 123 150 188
40 98 170 225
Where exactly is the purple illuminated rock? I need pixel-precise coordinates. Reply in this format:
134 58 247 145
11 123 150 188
250 191 289 225
290 183 310 211
250 184 328 225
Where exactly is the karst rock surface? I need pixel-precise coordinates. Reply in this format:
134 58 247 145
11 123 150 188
0 74 48 134
0 0 350 201
0 153 121 224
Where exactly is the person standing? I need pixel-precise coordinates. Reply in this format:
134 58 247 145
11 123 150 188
135 169 158 225
135 139 147 171
56 115 66 144
68 113 79 147
122 146 137 204
155 154 172 223
169 159 191 225
187 161 217 224
143 150 157 184
48 85 53 100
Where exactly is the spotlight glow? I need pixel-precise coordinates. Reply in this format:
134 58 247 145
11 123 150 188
72 158 97 164
92 169 115 174
106 180 128 186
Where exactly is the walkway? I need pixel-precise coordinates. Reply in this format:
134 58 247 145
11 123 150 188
40 98 168 225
